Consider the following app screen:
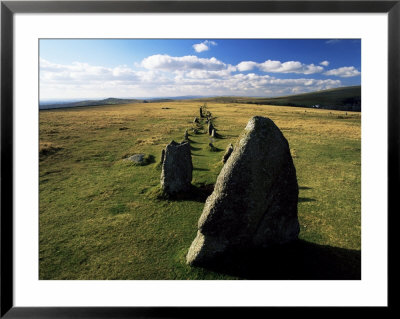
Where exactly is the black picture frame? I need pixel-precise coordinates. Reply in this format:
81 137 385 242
1 0 396 317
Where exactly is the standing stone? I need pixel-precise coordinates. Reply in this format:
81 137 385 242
208 142 216 152
208 122 214 135
186 116 299 266
194 117 199 124
200 107 204 118
222 143 233 163
160 141 193 194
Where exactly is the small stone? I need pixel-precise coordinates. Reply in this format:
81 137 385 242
208 143 217 152
125 153 145 163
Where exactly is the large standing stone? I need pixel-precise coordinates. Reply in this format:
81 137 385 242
186 116 299 266
160 141 193 194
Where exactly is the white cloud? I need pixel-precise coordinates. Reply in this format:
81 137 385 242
320 60 330 66
192 40 217 53
237 59 324 74
40 59 141 83
141 54 227 71
171 70 341 96
40 58 172 98
324 66 361 77
237 61 258 72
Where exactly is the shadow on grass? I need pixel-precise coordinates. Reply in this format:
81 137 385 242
190 145 202 151
156 183 214 202
212 132 224 139
193 167 209 171
194 239 360 280
186 137 198 144
208 145 223 152
299 186 312 190
298 197 316 203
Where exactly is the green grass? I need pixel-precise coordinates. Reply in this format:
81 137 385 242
39 101 361 279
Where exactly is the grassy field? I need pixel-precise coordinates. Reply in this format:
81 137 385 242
39 101 361 280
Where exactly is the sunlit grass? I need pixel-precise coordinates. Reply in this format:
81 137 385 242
39 102 361 279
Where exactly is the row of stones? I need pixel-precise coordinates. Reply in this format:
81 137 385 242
159 104 226 195
160 105 300 267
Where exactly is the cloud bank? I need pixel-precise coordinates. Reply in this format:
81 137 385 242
237 60 324 75
40 54 358 99
324 66 361 77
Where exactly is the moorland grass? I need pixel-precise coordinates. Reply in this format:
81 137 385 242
39 101 361 279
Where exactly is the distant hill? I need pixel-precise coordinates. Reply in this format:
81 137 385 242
192 86 361 111
40 86 361 111
39 97 174 110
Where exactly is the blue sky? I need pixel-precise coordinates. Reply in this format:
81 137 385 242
40 39 361 100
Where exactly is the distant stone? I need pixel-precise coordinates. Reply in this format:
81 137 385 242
160 141 193 194
208 142 217 152
222 143 233 163
194 117 199 124
186 116 299 266
200 107 204 118
125 153 145 163
184 129 189 141
208 122 214 135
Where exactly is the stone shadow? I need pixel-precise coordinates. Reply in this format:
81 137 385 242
193 239 360 280
190 145 202 151
298 197 316 203
193 167 210 171
158 183 214 202
186 138 196 144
